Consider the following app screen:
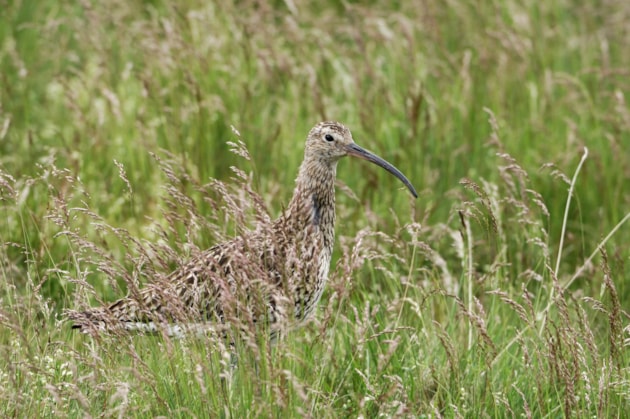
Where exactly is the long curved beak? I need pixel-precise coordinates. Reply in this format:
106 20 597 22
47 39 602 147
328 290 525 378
346 143 418 198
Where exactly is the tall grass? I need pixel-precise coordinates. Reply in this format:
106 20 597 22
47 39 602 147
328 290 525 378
1 0 629 416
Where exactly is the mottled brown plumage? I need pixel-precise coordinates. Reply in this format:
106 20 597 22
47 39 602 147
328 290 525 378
69 122 417 338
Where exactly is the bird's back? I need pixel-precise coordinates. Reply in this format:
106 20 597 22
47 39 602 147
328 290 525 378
69 213 331 337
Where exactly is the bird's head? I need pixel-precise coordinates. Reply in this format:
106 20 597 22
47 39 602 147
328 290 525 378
304 121 418 198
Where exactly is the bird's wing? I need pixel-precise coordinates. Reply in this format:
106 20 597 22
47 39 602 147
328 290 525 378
68 233 285 335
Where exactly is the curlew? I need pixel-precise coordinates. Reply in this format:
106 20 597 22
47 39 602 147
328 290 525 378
69 122 417 338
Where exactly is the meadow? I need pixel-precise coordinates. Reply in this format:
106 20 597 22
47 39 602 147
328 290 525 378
1 0 629 416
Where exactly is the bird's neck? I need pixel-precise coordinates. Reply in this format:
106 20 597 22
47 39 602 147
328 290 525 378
285 158 337 246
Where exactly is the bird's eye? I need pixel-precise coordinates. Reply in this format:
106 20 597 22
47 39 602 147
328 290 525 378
324 134 334 142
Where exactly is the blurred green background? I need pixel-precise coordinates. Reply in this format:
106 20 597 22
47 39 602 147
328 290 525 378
2 0 628 296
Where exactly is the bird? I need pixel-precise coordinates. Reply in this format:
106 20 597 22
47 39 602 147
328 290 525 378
68 121 418 339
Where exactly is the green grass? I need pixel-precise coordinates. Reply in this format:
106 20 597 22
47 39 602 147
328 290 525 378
1 0 629 416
